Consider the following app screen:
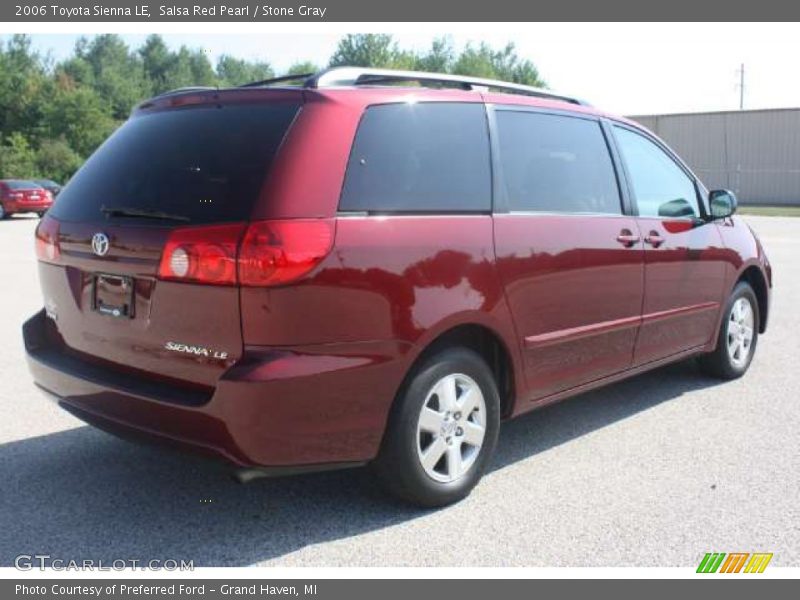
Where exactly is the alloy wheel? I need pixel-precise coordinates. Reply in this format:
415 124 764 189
416 373 487 483
727 297 755 369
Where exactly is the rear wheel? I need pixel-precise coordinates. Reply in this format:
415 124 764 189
699 282 759 379
0 204 7 219
372 347 500 507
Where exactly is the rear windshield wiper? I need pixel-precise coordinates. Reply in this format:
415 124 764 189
101 206 191 223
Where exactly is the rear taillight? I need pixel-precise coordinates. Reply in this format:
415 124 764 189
158 223 246 286
35 215 60 262
238 219 334 287
157 219 334 287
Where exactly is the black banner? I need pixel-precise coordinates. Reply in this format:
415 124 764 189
5 0 800 21
5 579 798 600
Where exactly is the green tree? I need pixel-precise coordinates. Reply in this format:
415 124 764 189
216 55 273 86
0 35 49 141
453 42 545 86
415 37 455 73
139 34 173 94
285 61 319 76
0 132 37 178
35 138 83 182
329 34 397 68
44 85 117 157
74 34 149 118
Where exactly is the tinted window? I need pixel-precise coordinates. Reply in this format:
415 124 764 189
340 103 491 212
49 102 299 224
496 111 621 214
614 126 699 218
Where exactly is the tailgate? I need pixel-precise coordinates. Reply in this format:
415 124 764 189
40 221 242 389
37 92 303 391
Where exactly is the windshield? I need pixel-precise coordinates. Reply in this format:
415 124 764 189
49 101 300 224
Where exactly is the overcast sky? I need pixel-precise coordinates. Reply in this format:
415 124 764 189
21 23 800 116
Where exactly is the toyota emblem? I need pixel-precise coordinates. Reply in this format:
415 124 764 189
91 232 110 257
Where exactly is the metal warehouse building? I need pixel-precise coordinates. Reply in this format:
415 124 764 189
629 108 800 206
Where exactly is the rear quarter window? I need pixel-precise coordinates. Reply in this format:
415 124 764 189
339 102 491 213
49 102 300 224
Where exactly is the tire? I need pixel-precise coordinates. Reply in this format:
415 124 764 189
0 204 7 219
37 211 46 218
698 281 759 379
372 347 500 507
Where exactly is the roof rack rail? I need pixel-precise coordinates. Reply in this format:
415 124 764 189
238 72 315 88
150 86 218 100
304 67 590 106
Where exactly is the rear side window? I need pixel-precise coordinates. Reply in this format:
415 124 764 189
49 102 300 224
340 103 491 213
613 125 700 219
495 111 622 214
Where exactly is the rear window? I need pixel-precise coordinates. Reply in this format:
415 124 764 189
339 103 491 213
5 181 40 190
49 102 300 224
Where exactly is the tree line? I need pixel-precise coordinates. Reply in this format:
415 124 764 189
0 33 545 182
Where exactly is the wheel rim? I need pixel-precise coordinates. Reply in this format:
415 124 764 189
727 297 755 369
416 373 486 483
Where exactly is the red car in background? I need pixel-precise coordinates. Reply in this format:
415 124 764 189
23 68 772 507
0 180 53 219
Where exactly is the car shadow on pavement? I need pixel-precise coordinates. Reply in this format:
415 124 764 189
0 359 723 567
0 215 40 223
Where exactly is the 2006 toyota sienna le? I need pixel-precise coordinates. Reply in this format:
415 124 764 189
24 67 772 506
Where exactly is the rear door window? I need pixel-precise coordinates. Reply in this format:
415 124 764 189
340 103 491 213
49 102 300 224
495 110 622 215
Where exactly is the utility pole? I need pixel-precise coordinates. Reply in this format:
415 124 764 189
738 63 745 110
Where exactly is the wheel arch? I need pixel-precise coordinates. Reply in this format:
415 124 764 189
737 264 770 333
398 321 520 421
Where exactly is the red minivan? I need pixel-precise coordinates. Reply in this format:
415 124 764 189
24 68 772 506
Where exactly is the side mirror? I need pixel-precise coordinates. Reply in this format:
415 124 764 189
709 189 737 219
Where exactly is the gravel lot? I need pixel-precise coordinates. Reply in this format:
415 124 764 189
0 214 797 567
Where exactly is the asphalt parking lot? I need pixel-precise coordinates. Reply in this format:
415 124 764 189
0 214 797 568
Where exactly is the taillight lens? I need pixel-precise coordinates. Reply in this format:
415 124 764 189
35 215 60 262
157 219 334 287
239 219 334 286
158 223 246 286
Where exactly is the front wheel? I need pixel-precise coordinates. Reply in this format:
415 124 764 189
372 347 500 507
698 281 759 379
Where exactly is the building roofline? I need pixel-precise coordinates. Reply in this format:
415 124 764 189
629 107 800 119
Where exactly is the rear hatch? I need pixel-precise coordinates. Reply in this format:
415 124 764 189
38 92 302 393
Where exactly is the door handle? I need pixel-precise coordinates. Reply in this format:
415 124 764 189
644 231 665 248
616 230 640 248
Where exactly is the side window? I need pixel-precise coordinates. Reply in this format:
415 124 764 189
495 111 622 214
340 103 491 212
613 126 699 219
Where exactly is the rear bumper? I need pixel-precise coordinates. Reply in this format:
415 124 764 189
3 200 51 213
24 310 410 468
